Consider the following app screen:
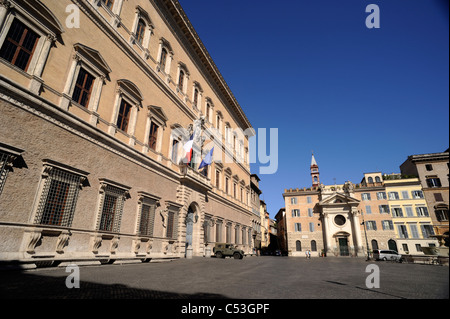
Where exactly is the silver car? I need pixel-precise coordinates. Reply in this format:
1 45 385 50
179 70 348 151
373 249 403 262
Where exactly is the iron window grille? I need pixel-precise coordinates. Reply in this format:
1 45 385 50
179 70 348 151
0 152 11 196
138 197 157 237
34 166 85 227
98 184 128 232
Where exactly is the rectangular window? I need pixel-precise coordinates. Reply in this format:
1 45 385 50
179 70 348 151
420 225 435 238
362 193 371 201
116 99 132 132
0 151 12 197
425 164 433 171
398 225 409 239
426 178 442 188
379 205 390 214
166 210 178 239
309 222 314 232
72 68 95 107
377 192 387 200
98 184 127 232
34 167 83 227
411 190 424 199
101 0 115 9
434 193 444 202
391 207 403 217
148 122 159 151
99 194 118 232
225 177 229 194
382 220 393 230
171 139 178 163
292 209 300 217
294 223 301 232
389 192 400 200
308 208 313 217
415 244 422 252
401 191 409 199
290 197 297 204
402 243 409 253
365 205 372 214
215 170 220 189
416 206 429 217
410 225 420 238
307 196 312 204
405 206 414 217
0 19 40 71
216 222 222 242
138 201 156 237
366 221 377 231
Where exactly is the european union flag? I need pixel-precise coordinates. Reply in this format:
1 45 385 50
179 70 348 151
198 147 214 170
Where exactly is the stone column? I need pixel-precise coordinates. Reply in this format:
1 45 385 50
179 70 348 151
352 209 365 257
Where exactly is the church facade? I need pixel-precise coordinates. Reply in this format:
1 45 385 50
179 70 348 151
0 0 256 267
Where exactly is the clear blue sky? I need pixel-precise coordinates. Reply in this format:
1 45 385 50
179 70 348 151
179 0 449 219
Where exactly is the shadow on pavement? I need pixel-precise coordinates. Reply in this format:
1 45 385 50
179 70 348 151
0 270 227 299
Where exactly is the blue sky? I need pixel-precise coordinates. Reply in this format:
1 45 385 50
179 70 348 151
179 0 449 218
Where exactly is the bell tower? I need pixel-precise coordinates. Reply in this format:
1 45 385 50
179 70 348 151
311 152 320 187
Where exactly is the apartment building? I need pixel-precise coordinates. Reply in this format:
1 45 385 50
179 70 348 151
400 150 449 242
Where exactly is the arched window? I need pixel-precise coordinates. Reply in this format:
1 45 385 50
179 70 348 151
160 48 168 72
375 176 381 183
193 88 199 107
135 19 146 45
368 177 374 183
178 70 185 92
314 176 318 182
296 240 302 251
311 240 317 252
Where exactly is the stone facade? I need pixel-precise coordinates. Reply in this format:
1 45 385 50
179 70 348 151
0 0 255 267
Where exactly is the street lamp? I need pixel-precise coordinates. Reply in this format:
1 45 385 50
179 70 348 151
360 209 371 261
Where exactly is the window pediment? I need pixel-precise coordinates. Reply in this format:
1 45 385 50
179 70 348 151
117 79 143 104
16 0 65 36
73 43 112 76
148 105 168 127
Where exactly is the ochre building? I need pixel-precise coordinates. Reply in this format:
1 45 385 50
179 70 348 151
0 0 256 266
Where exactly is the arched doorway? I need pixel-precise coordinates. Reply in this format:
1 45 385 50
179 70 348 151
185 203 200 257
388 239 398 252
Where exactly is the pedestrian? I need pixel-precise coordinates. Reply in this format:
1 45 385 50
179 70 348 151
307 250 311 259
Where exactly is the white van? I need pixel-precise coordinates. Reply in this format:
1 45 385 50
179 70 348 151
373 249 403 262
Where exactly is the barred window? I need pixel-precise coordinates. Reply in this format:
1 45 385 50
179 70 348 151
34 166 86 227
0 152 11 196
98 182 130 232
166 210 178 239
138 198 157 237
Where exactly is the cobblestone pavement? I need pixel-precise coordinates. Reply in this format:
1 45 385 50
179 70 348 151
0 256 448 299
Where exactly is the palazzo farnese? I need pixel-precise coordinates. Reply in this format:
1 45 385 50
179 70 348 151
0 0 258 267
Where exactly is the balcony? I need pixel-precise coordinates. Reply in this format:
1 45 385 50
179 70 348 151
180 165 211 191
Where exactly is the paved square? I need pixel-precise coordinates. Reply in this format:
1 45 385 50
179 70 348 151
0 257 448 299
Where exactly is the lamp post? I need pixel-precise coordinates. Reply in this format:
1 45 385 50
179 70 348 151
360 210 371 261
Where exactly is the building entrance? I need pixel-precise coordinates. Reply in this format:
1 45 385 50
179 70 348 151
338 238 349 256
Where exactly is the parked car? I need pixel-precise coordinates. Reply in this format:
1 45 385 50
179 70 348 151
213 243 244 259
373 249 403 262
